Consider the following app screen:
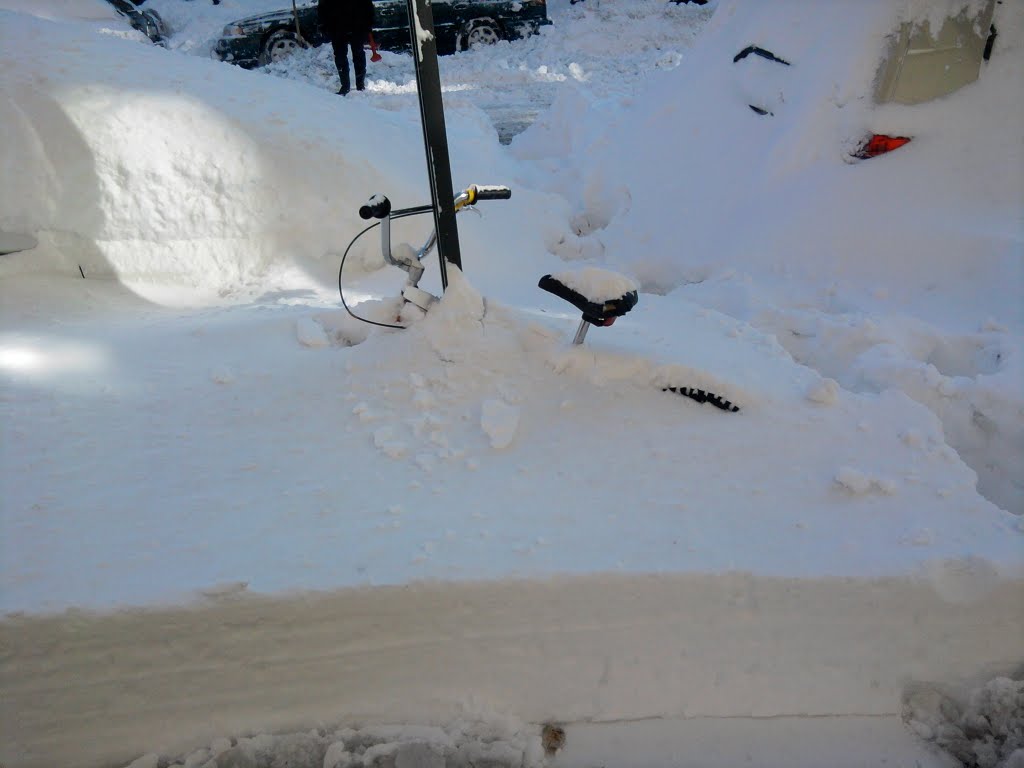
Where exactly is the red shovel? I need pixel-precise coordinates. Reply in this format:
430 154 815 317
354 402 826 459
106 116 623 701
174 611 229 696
368 33 382 62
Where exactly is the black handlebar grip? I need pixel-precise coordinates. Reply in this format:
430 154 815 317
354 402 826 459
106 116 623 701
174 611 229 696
359 195 392 220
472 185 512 201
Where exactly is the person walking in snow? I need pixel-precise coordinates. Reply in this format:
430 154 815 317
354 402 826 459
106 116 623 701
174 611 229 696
318 0 375 95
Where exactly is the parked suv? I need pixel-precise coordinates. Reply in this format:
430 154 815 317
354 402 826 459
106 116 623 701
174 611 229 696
214 0 550 68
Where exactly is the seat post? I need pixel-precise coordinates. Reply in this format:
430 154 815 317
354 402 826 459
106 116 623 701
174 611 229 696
538 270 638 348
572 319 591 346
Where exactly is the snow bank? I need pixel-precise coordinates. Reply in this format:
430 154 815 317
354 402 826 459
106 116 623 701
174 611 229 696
3 574 1021 768
4 263 1021 766
521 0 1023 317
1 0 142 24
5 265 1021 614
905 675 1024 768
515 0 1024 512
0 5 558 299
117 719 544 768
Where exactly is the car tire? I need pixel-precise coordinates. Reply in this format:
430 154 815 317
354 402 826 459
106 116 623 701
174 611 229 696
259 29 303 66
457 18 502 51
141 9 167 44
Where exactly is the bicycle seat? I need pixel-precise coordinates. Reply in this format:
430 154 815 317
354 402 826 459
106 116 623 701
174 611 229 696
538 270 638 326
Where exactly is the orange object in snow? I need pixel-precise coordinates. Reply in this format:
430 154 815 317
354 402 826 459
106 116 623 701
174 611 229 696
369 33 382 62
853 134 912 159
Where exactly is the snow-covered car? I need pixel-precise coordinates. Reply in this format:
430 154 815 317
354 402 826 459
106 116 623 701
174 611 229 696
213 0 551 68
732 0 1000 160
106 0 167 45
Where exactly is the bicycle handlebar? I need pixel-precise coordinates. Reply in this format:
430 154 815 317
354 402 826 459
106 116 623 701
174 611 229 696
359 185 511 221
359 194 391 220
468 184 512 202
358 184 511 274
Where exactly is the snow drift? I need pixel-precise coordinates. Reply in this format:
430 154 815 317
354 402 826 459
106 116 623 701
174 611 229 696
514 0 1024 513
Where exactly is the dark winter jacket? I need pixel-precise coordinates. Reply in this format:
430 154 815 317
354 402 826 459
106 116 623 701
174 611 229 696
318 0 375 39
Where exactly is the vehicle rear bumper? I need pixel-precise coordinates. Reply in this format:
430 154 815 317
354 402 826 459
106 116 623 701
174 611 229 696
213 36 260 68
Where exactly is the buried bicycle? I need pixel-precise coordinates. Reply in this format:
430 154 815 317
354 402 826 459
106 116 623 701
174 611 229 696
337 183 740 412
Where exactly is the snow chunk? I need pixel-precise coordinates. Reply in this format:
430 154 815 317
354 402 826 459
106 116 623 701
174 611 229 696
834 467 897 496
352 402 377 423
323 741 351 768
835 468 872 495
210 366 234 385
481 399 520 450
425 267 485 325
455 738 526 767
374 427 408 459
806 377 839 405
395 741 445 767
547 266 638 302
901 429 924 448
904 677 1024 768
296 317 330 348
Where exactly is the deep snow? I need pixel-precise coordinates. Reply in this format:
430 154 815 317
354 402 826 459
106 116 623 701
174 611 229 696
1 1 1022 767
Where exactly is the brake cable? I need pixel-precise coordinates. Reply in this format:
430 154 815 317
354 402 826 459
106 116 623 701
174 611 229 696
337 207 437 330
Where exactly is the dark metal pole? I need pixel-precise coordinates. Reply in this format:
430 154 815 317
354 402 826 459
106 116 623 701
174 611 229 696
406 0 461 290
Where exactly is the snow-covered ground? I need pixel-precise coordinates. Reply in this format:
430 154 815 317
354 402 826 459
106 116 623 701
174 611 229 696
1 1 1022 767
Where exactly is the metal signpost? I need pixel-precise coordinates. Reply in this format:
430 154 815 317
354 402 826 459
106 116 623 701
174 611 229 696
406 0 462 290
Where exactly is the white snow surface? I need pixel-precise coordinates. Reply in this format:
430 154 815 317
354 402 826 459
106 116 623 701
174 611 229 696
1 0 1023 766
547 266 638 303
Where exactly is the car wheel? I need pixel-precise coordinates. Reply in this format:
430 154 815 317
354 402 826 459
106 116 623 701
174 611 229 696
141 9 167 44
259 29 302 66
458 18 501 51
